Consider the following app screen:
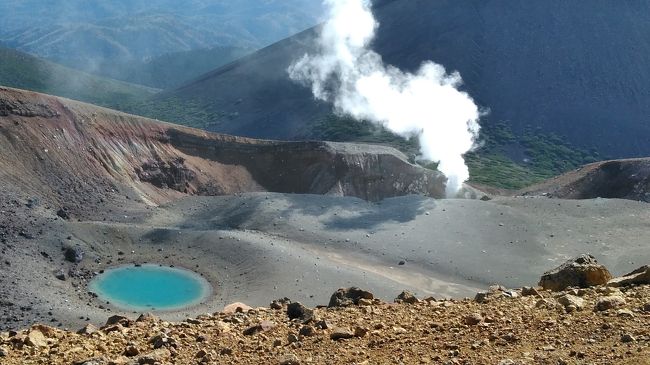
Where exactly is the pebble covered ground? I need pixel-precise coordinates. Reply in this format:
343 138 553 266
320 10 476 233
1 284 649 365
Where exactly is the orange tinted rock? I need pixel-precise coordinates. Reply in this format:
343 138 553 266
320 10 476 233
539 255 611 291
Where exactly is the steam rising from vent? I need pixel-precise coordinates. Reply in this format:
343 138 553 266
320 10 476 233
288 0 481 195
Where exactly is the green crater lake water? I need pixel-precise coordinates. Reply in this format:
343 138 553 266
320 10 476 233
89 265 211 311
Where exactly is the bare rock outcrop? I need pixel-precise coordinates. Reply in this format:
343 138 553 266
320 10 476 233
521 158 650 202
63 246 84 264
608 265 650 287
0 86 447 215
135 157 197 193
595 295 626 311
539 254 612 291
0 97 59 118
328 287 374 307
395 290 420 304
286 302 314 323
167 129 447 201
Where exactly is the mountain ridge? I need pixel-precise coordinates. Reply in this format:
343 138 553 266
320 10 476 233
0 86 447 213
0 0 322 77
141 0 650 163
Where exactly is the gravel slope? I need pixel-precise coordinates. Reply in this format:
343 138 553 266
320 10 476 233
2 283 650 365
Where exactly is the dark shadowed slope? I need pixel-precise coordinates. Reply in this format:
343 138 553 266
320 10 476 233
146 0 650 159
92 46 254 90
138 27 324 137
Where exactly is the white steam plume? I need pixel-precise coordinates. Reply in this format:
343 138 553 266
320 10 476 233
288 0 481 196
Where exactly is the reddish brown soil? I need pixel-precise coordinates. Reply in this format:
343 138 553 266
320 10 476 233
1 284 649 365
0 86 445 222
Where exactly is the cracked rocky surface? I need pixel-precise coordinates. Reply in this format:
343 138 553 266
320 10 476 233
1 283 649 365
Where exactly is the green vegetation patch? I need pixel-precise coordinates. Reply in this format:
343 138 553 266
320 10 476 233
0 48 156 109
125 97 229 130
306 114 421 159
312 116 600 190
466 123 599 189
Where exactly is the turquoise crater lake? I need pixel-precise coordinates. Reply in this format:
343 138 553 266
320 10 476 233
89 265 211 311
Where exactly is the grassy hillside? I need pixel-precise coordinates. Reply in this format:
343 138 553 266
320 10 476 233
92 46 253 90
464 124 600 189
0 47 156 109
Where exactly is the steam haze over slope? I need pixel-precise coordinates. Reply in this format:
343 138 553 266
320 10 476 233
288 0 481 194
0 0 322 84
0 47 156 109
97 46 255 90
147 0 650 162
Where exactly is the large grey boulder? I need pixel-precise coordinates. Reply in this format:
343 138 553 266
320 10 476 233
539 254 612 291
64 246 84 263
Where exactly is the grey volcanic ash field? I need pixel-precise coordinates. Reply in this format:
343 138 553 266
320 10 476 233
1 87 650 331
3 191 650 330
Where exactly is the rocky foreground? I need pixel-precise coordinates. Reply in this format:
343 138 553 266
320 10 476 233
2 256 650 365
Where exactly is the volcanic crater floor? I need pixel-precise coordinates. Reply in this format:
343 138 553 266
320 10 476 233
2 192 650 334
